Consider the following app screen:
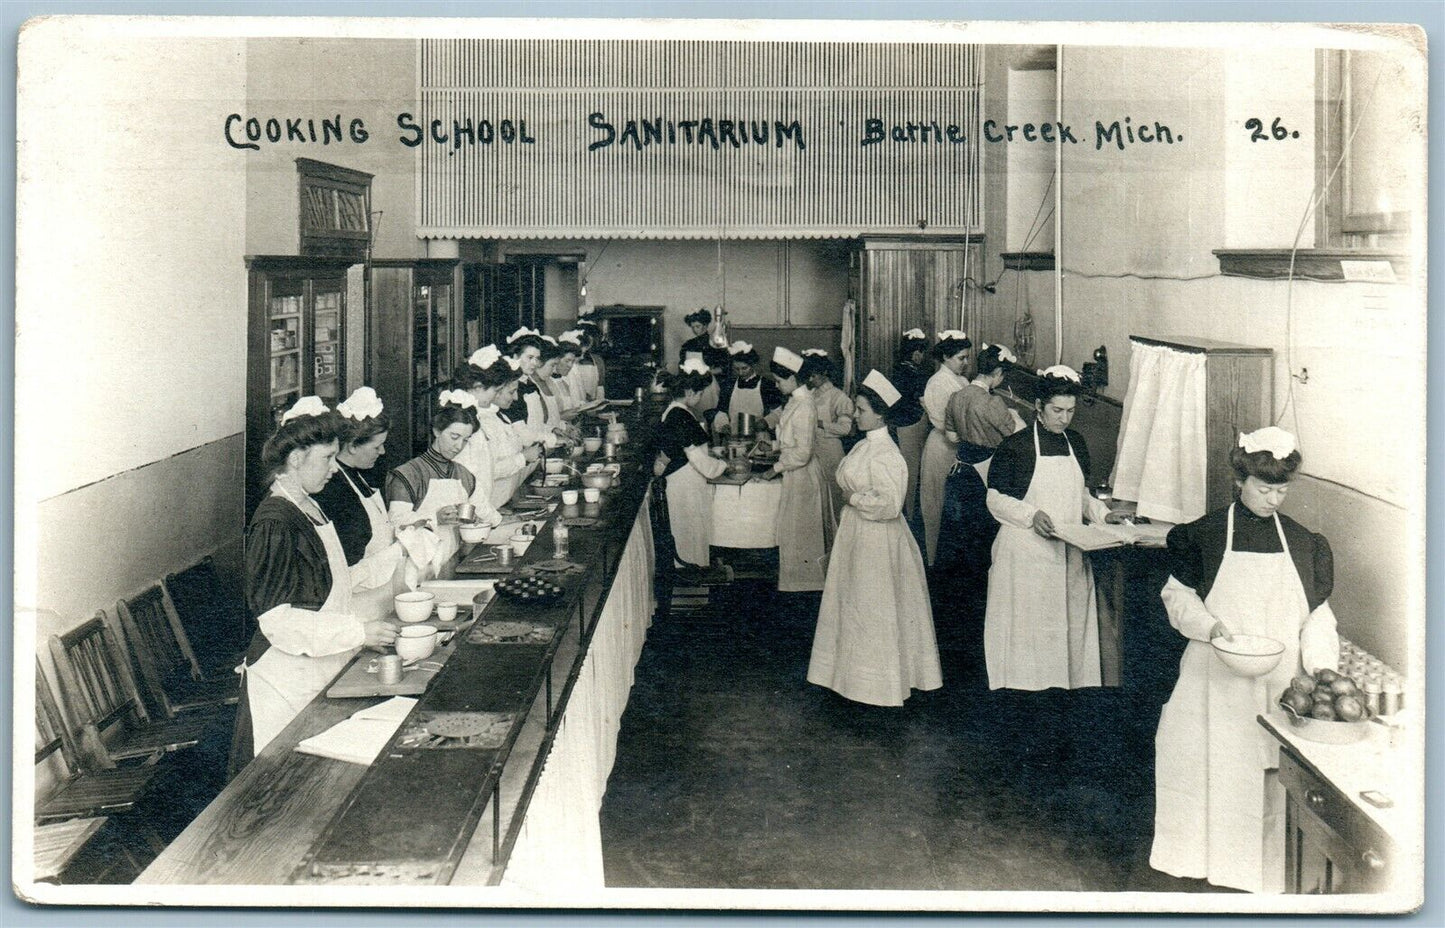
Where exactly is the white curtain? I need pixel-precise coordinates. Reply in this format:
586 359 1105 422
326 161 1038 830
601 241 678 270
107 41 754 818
841 299 856 389
1111 341 1208 525
500 498 655 895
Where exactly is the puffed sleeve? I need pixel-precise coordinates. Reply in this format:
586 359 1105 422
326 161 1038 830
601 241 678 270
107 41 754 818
849 451 906 521
245 517 364 657
1311 531 1335 603
1298 531 1339 672
1160 522 1218 642
986 395 1021 440
943 391 966 441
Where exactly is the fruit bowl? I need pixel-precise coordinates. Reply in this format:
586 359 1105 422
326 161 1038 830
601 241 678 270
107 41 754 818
1211 634 1284 678
1277 669 1374 744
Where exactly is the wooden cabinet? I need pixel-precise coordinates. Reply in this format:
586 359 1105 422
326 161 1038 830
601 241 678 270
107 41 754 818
370 259 462 462
246 255 358 515
1280 747 1393 894
1130 335 1274 514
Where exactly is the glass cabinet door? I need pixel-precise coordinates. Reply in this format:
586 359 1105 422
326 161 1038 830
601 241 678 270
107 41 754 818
268 281 305 425
413 287 433 453
431 283 453 384
312 285 343 404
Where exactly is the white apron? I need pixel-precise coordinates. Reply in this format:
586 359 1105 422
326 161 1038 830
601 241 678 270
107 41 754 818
574 361 600 401
395 473 470 569
983 427 1100 690
340 468 405 623
728 380 766 422
895 417 928 522
774 391 836 592
1151 507 1305 893
245 486 358 755
662 401 715 568
920 427 959 565
539 387 562 424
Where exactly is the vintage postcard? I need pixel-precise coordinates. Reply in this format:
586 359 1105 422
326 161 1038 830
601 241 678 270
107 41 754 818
13 14 1427 915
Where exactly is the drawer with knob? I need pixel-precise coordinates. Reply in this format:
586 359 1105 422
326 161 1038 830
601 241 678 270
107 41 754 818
1279 747 1394 893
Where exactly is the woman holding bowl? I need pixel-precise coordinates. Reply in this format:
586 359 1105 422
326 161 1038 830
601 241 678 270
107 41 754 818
385 390 481 565
236 397 397 765
1151 426 1340 893
807 370 941 706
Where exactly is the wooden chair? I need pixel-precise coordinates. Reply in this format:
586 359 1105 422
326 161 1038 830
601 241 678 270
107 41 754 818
32 816 109 883
164 555 251 676
114 585 239 720
48 615 213 769
34 660 164 824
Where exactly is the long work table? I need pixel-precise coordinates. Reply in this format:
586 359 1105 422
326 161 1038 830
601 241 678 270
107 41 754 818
138 405 659 891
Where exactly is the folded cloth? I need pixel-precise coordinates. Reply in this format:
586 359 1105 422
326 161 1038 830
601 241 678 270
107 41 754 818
295 697 418 765
395 526 446 586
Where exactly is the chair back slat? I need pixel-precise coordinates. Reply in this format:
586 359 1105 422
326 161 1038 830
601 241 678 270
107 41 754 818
49 616 145 732
35 662 68 767
121 586 191 682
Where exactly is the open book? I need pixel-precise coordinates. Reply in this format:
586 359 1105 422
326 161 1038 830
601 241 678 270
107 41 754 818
1051 520 1173 552
295 697 417 765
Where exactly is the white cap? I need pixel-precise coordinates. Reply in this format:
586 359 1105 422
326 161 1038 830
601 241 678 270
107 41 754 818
728 340 754 356
801 348 829 357
337 386 384 421
937 329 969 342
772 346 804 373
469 344 503 369
437 389 478 410
1037 364 1081 384
280 395 329 424
861 369 901 407
903 328 926 340
1239 426 1298 460
981 342 1017 364
680 357 710 376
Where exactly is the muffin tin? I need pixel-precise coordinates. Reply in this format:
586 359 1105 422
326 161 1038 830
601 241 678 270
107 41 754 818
494 576 565 604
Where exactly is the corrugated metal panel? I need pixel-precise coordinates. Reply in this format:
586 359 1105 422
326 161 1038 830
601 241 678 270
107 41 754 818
417 40 982 239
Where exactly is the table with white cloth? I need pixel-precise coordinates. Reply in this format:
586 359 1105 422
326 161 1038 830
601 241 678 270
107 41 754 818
138 440 658 896
709 478 782 548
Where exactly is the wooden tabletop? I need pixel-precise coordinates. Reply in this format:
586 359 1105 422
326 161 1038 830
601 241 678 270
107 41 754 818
139 406 658 886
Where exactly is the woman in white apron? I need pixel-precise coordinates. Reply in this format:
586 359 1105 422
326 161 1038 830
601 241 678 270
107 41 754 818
808 371 941 706
983 367 1115 691
920 330 971 565
572 322 605 401
1151 427 1339 893
312 387 406 623
384 390 481 569
801 349 854 517
891 329 931 523
505 330 570 451
713 341 784 434
654 358 728 571
469 346 544 508
446 362 506 529
234 397 398 769
766 347 837 592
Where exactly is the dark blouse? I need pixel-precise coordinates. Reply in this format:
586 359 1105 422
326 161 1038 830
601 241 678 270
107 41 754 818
659 406 710 478
987 420 1092 501
1166 505 1334 612
891 360 929 426
313 463 381 566
678 334 710 362
244 494 335 661
385 448 478 510
503 378 538 424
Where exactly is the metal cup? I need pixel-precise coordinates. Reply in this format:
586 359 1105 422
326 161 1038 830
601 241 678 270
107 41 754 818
494 544 514 566
378 654 402 685
456 503 477 523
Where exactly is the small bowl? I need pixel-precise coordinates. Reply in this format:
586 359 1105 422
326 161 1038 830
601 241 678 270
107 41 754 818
394 591 436 623
582 473 612 490
510 533 530 555
583 437 603 453
544 458 566 475
436 601 458 623
395 625 438 662
459 523 489 544
561 489 579 505
1212 634 1285 678
568 444 585 459
583 487 601 504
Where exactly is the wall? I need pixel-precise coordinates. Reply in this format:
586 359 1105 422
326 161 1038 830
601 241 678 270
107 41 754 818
1022 44 1426 668
243 38 420 259
502 239 851 362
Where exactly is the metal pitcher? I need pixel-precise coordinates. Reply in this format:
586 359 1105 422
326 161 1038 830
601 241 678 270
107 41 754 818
736 412 757 437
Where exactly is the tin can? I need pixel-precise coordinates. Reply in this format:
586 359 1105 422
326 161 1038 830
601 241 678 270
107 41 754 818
1381 677 1403 715
378 654 402 685
1362 676 1383 716
553 522 570 559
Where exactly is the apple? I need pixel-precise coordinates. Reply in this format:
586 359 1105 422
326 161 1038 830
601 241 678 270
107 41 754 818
1329 677 1360 697
1291 674 1316 695
1334 695 1366 722
1311 702 1338 721
1315 668 1340 685
1281 690 1313 716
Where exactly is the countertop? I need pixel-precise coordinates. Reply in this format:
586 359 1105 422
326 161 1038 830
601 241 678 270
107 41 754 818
1258 709 1419 845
